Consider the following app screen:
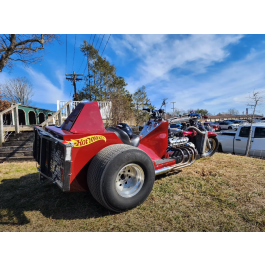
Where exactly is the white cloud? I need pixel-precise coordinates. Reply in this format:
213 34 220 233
24 68 69 104
0 72 10 84
110 34 265 114
110 34 243 94
147 50 265 113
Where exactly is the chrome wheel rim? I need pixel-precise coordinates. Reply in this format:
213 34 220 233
204 138 216 156
115 163 144 198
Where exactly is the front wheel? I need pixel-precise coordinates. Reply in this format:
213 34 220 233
87 144 155 212
201 136 219 157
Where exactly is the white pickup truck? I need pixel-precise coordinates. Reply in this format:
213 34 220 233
217 123 265 157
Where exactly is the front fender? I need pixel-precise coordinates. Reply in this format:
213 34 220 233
208 131 217 137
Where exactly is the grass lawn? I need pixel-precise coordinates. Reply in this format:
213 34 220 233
0 153 265 232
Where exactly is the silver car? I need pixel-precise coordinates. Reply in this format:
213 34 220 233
218 121 239 130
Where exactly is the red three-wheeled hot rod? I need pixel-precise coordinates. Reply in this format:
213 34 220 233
33 102 218 212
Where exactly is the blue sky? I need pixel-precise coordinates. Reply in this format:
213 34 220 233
1 34 265 115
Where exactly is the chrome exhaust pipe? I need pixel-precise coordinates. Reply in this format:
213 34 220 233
155 148 196 176
155 166 173 176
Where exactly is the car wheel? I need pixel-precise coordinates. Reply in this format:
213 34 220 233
87 144 155 212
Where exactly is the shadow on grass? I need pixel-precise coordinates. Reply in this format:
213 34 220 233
0 170 183 226
0 173 113 225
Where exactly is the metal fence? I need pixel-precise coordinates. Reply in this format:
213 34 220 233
56 100 111 120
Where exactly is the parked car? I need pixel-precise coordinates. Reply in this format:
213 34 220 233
239 120 249 126
203 122 220 131
226 119 242 124
218 121 239 130
217 123 265 157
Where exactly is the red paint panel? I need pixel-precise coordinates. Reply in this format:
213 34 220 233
139 121 169 159
68 131 123 192
138 144 161 161
70 102 105 134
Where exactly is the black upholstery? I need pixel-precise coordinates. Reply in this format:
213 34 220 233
106 127 140 147
106 127 131 144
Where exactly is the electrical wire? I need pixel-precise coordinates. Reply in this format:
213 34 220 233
95 34 101 49
65 34 67 73
78 35 91 72
72 34 76 71
101 34 111 57
98 34 105 52
89 34 92 44
75 60 88 93
78 56 85 72
92 34 96 46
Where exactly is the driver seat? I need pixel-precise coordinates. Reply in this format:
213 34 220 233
106 127 140 147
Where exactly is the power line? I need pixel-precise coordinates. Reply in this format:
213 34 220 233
78 56 85 72
98 34 105 52
83 61 88 76
89 34 92 44
66 71 83 100
72 34 76 71
92 34 96 46
101 34 111 57
95 34 101 49
65 34 67 73
78 35 91 72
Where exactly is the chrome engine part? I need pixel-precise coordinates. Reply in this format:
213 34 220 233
185 141 196 149
162 145 197 176
168 137 189 147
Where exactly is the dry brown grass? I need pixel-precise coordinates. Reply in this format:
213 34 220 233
0 153 265 232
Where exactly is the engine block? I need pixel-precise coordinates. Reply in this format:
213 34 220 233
168 137 189 147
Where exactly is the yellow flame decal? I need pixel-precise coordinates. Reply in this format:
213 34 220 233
66 135 106 147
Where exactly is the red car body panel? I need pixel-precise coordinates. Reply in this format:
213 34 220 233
69 102 105 134
138 121 169 160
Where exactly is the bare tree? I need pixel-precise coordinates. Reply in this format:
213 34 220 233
245 91 263 156
0 77 34 105
227 108 239 115
0 34 58 72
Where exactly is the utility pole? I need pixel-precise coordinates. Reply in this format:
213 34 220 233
171 102 176 114
245 91 263 157
161 98 168 119
245 104 255 157
66 71 83 101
